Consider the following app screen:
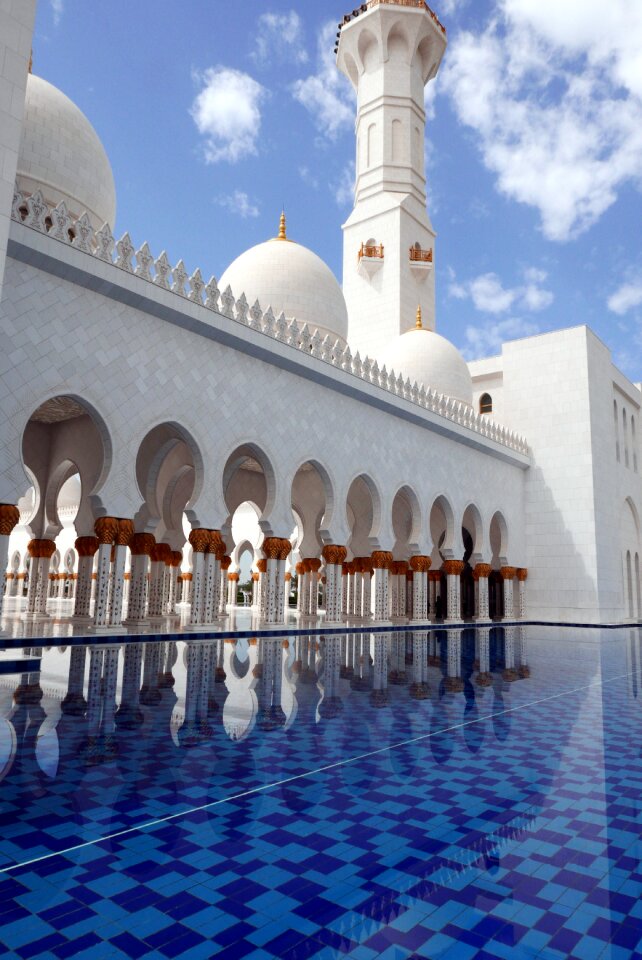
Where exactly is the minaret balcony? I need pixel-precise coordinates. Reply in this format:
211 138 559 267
358 242 385 279
409 245 433 283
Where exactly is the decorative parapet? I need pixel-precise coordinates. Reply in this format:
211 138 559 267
10 189 530 458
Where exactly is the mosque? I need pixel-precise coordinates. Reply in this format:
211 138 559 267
0 0 640 635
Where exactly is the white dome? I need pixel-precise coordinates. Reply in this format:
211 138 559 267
383 321 473 407
17 74 116 231
219 219 349 346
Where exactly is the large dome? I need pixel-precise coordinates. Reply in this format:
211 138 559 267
219 217 349 346
16 74 116 231
383 310 473 406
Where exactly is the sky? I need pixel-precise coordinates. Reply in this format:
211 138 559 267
33 0 642 374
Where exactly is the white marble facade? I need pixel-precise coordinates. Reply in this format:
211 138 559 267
0 0 640 630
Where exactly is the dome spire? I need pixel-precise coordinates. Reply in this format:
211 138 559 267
277 210 287 241
416 304 423 330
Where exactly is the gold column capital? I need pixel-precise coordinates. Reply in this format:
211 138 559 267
0 504 20 536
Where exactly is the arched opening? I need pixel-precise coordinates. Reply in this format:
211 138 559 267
632 416 638 473
391 118 403 163
21 395 109 539
346 474 382 558
636 554 641 619
135 422 202 550
429 496 455 620
291 460 333 559
391 485 421 558
479 393 493 415
614 400 620 462
489 512 509 619
461 504 482 620
223 443 277 532
621 499 640 619
623 407 629 468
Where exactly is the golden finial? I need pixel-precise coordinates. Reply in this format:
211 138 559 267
416 304 423 329
29 50 33 74
277 210 287 241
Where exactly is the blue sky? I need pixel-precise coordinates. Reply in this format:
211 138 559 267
34 0 642 373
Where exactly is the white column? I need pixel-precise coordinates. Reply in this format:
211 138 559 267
93 519 119 628
341 566 349 619
109 542 128 626
501 568 516 620
362 569 372 618
188 530 210 627
410 558 429 621
73 547 97 621
517 571 527 619
475 566 492 622
371 553 391 622
444 562 464 623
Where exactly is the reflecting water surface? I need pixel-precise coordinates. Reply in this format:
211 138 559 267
1 626 641 959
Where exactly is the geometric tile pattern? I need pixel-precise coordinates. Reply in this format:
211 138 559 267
1 626 641 959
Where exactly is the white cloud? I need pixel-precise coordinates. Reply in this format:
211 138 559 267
51 0 63 24
216 191 260 219
462 316 541 359
252 11 308 66
608 282 642 316
333 162 356 207
191 67 267 164
292 21 355 140
299 166 319 190
450 268 554 314
442 0 642 241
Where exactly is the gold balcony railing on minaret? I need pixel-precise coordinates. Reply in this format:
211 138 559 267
409 246 433 263
358 243 385 261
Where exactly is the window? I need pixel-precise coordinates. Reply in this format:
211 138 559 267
632 416 638 473
623 407 629 468
479 393 493 415
614 400 620 462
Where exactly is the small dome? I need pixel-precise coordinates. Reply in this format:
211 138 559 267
17 74 116 230
219 216 349 346
383 310 473 406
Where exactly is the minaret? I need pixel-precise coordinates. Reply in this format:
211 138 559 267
336 0 447 359
0 4 37 306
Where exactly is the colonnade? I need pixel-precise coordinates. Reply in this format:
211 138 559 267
0 505 528 631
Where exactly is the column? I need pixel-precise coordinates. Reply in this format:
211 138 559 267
257 559 267 620
220 555 232 614
251 571 259 607
167 551 182 615
182 572 192 605
443 560 465 623
148 543 169 619
227 572 239 606
307 559 321 618
261 538 291 625
500 567 517 621
474 564 492 622
0 506 20 622
125 533 155 625
390 562 399 618
204 530 225 625
322 545 347 623
188 529 210 626
23 539 56 620
409 556 431 621
517 568 528 619
73 537 99 621
428 571 439 619
371 551 393 622
353 560 363 618
362 561 373 618
92 517 119 629
108 519 134 627
295 563 305 614
341 562 349 619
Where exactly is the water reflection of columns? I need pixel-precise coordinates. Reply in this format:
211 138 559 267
116 642 144 728
389 633 407 685
476 626 492 686
62 645 88 715
370 633 388 707
140 642 162 705
257 637 286 730
503 626 518 681
409 630 430 699
444 629 464 693
319 635 343 718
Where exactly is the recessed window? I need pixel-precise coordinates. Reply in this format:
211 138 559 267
479 393 493 415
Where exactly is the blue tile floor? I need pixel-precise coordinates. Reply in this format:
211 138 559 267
0 626 641 958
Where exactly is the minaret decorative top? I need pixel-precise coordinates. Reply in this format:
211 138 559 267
275 211 288 242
